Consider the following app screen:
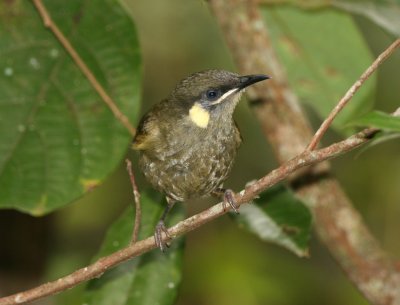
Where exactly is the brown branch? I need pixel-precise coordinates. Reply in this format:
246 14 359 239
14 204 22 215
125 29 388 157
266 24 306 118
125 159 142 244
31 0 136 136
0 123 385 305
209 1 400 304
307 38 400 151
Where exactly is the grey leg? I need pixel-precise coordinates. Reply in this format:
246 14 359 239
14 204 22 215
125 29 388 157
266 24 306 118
213 188 239 214
154 197 176 252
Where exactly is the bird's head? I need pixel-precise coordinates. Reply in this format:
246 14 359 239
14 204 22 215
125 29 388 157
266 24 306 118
169 69 270 128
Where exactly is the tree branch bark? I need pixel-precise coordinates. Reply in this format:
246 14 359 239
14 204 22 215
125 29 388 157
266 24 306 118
209 1 400 304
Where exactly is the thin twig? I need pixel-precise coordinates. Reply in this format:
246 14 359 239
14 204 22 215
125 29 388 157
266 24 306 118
0 122 387 305
125 159 142 244
306 38 400 151
31 0 136 136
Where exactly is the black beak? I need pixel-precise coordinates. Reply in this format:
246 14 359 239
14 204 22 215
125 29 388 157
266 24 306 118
238 74 270 90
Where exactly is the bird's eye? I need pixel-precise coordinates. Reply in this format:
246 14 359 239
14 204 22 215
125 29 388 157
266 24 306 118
206 89 219 101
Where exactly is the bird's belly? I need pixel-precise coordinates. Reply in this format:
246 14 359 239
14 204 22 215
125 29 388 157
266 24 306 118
139 142 237 202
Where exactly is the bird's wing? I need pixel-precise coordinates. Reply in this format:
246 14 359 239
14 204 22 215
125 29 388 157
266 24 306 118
132 110 161 151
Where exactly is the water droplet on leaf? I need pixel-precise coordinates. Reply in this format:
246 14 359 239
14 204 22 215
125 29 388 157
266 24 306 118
4 67 13 76
49 48 59 58
29 57 40 70
167 282 175 289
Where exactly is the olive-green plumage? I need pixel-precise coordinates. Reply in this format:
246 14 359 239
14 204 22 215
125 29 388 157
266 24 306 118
132 69 269 250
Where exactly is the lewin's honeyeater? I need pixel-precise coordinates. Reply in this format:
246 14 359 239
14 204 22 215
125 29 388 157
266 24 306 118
132 69 269 251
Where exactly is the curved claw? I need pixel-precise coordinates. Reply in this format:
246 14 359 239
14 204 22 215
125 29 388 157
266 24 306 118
154 220 171 252
223 189 240 214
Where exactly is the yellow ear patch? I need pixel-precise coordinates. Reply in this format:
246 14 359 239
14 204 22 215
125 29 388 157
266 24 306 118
189 103 209 128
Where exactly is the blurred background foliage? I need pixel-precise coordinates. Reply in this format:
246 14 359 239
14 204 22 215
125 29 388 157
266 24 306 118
1 0 400 305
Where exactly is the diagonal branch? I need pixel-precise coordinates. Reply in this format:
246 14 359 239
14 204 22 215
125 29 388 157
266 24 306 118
209 0 400 304
31 0 136 136
0 121 388 305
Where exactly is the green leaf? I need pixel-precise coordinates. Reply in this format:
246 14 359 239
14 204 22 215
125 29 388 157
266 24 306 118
261 7 375 131
349 111 400 131
0 1 141 215
331 0 400 38
84 190 185 305
261 0 400 38
234 186 312 257
347 111 400 155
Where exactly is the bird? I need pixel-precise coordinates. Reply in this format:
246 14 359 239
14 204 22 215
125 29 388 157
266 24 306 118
132 69 269 251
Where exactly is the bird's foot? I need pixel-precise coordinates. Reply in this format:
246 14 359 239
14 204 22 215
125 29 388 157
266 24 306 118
222 189 240 214
154 220 171 252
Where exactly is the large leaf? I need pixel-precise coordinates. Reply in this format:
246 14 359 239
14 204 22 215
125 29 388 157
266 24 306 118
0 1 141 215
262 7 375 131
234 186 312 257
84 190 185 305
261 0 400 38
332 0 400 38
